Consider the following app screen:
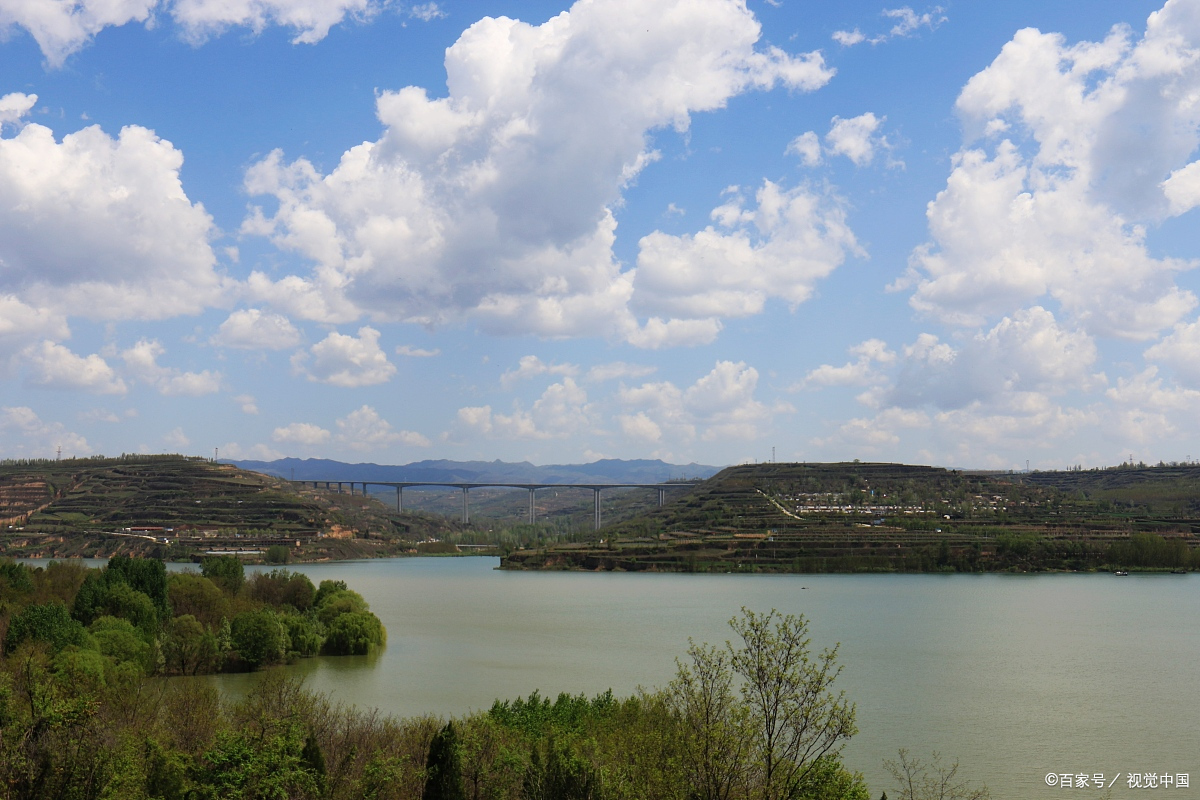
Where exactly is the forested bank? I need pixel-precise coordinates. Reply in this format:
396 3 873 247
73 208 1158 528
0 556 385 676
0 571 985 800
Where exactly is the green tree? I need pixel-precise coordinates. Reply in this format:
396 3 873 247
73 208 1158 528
423 721 466 800
4 602 90 654
168 573 229 627
202 555 245 594
669 639 754 800
322 611 384 655
230 609 289 668
728 608 857 800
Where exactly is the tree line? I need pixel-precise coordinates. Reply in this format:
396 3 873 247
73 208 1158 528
0 561 987 800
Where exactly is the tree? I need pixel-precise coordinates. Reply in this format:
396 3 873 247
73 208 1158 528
728 608 856 800
322 611 384 655
3 602 90 654
884 750 989 800
668 640 754 800
202 555 245 594
230 609 289 668
423 721 466 800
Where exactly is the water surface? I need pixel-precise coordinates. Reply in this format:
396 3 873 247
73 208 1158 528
201 557 1200 798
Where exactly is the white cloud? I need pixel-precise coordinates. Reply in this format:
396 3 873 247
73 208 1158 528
163 427 190 449
0 92 36 127
292 326 395 387
234 394 259 414
407 3 443 21
172 0 377 44
242 0 835 344
1145 319 1200 388
585 362 657 382
824 113 887 166
1163 160 1200 216
833 6 945 48
900 11 1200 340
0 0 154 67
832 29 865 47
632 180 862 325
335 405 429 450
272 422 331 446
0 121 225 323
121 339 223 396
888 308 1100 410
457 378 592 440
22 340 127 394
785 130 822 166
1104 367 1200 446
618 360 774 443
803 338 895 388
211 309 302 350
500 355 579 388
395 344 440 358
0 406 89 457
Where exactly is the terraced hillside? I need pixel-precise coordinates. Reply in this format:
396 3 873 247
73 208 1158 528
0 455 466 560
502 462 1200 573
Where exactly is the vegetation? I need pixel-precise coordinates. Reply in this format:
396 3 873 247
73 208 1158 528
503 462 1200 574
0 556 385 678
0 603 955 800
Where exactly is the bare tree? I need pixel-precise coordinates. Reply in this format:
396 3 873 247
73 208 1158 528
884 749 990 800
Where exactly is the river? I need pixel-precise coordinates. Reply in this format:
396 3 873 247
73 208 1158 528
200 557 1197 799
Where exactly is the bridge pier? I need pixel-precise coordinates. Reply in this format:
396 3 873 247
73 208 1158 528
594 488 601 530
658 487 665 507
528 488 536 525
396 486 403 513
462 487 470 524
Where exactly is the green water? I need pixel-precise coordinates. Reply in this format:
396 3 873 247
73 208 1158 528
198 558 1199 797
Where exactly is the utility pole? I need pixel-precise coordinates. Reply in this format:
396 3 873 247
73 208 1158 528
214 447 218 463
56 445 61 461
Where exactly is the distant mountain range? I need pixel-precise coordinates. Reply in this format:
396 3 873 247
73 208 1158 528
228 457 723 485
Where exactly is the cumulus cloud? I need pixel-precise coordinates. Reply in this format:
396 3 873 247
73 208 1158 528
0 0 385 65
407 2 443 21
292 327 395 387
457 378 592 440
1145 319 1200 388
242 0 836 344
500 355 579 388
899 11 1200 340
824 113 889 166
618 360 775 443
832 29 865 47
786 131 822 166
272 422 331 446
0 406 89 457
1104 367 1200 446
121 339 223 396
803 338 895 388
211 309 302 350
0 120 224 327
887 308 1100 410
632 181 862 325
171 0 378 44
585 362 657 382
234 394 259 414
22 341 127 394
0 92 36 127
163 427 190 448
0 0 154 67
335 405 429 450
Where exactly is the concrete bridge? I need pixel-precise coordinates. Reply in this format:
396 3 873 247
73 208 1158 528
296 480 697 529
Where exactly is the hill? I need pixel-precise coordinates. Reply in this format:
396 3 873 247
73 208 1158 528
501 461 1200 573
0 455 467 561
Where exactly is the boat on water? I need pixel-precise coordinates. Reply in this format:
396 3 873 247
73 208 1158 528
1114 570 1129 576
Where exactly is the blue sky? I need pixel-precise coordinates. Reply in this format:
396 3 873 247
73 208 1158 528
1 0 1198 470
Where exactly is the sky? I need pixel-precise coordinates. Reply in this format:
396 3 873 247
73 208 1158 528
1 0 1198 470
